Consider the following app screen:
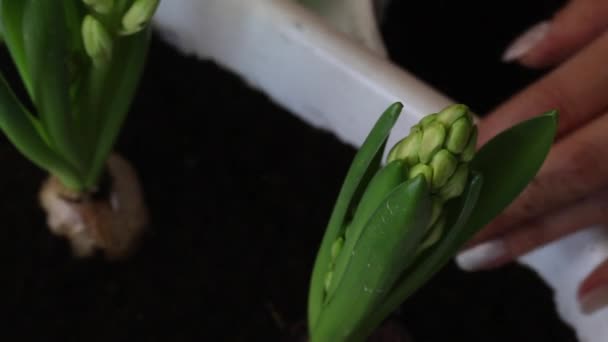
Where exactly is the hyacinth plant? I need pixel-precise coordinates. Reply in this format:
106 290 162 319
0 0 158 191
308 103 558 341
0 0 159 258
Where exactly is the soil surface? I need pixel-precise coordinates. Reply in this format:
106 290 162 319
1 0 577 341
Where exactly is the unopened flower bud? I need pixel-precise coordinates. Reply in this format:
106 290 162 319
83 0 114 14
82 15 113 67
418 121 446 164
460 126 478 162
429 199 443 227
437 104 469 126
324 271 334 293
439 164 469 201
388 128 422 166
331 237 344 261
418 213 446 252
446 116 473 153
430 149 457 189
419 113 438 127
121 0 160 35
409 164 433 185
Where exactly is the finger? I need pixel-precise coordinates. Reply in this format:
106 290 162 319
579 258 608 315
479 30 608 146
472 109 608 244
456 187 608 271
503 0 608 68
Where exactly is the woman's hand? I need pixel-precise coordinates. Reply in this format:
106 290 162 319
455 0 608 314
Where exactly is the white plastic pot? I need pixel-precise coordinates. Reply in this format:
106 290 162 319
153 1 608 340
154 0 450 155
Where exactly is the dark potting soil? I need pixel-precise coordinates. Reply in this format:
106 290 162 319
1 0 577 341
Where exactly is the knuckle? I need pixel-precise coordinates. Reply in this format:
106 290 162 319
562 138 603 192
509 177 551 219
507 219 550 256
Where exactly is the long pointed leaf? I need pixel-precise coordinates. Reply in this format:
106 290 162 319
0 72 81 189
0 1 32 96
324 160 406 300
311 176 431 342
308 103 403 329
358 173 483 339
83 28 151 188
467 110 558 232
22 0 84 177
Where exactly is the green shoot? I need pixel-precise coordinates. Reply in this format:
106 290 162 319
0 0 159 192
308 103 558 341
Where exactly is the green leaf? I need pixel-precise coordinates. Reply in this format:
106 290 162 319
22 0 84 176
311 176 432 342
308 103 403 330
356 173 483 340
325 160 407 300
0 1 32 96
0 71 82 189
64 0 87 53
468 110 558 234
82 27 151 189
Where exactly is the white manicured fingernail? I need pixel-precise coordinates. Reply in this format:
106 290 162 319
580 285 608 315
455 240 507 271
502 21 550 62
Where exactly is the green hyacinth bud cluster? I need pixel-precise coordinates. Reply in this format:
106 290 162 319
387 104 477 250
314 105 478 340
321 104 478 296
81 0 159 66
309 102 557 342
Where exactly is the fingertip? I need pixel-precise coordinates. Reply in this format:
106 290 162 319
501 21 551 65
516 45 558 68
579 285 608 315
579 259 608 296
507 0 608 69
579 259 608 315
504 22 567 69
455 239 508 272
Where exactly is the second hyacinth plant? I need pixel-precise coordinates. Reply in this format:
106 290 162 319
0 0 159 258
308 103 558 341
